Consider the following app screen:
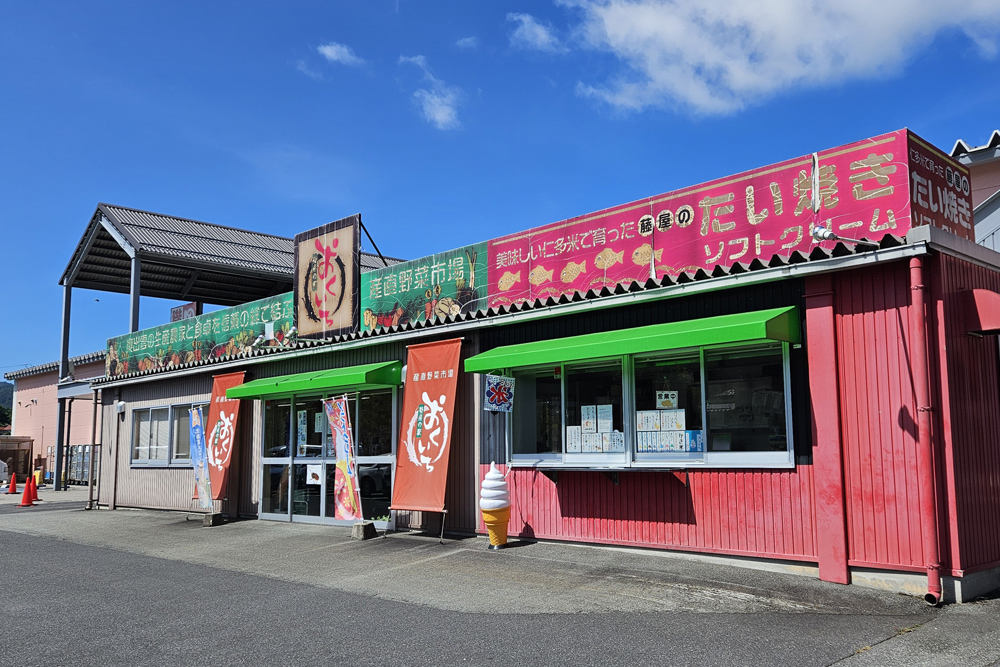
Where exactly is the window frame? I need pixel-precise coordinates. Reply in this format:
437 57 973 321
258 387 398 529
129 402 210 468
504 341 795 470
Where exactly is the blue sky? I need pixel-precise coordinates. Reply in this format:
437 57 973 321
2 1 1000 375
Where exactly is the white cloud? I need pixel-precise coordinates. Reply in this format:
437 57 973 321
399 55 462 130
317 42 366 66
507 13 567 52
296 60 322 80
567 0 1000 114
456 36 479 49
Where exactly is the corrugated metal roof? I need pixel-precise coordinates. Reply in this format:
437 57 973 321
103 204 295 275
4 350 106 381
951 130 1000 158
60 203 403 307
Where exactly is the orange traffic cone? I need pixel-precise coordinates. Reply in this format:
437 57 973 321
16 480 33 507
5 474 16 495
28 476 39 503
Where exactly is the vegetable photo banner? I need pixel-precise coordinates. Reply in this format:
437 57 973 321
391 338 463 513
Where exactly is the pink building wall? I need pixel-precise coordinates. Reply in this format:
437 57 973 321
971 160 1000 209
11 361 106 473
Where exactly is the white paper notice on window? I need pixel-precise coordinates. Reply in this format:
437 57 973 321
306 464 322 485
660 409 685 431
581 405 597 433
656 390 678 409
566 426 582 453
637 411 660 431
314 412 325 433
610 430 625 452
597 404 613 433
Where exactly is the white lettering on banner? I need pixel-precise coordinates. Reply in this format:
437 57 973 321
207 408 236 472
402 392 450 473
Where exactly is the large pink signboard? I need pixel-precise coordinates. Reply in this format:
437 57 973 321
488 130 972 307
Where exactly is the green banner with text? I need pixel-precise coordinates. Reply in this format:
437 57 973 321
105 293 294 377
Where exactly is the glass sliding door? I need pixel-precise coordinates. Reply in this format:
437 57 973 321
259 388 397 530
260 399 292 520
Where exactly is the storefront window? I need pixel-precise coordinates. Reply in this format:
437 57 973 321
261 387 397 526
263 400 291 457
292 464 322 517
504 343 793 469
564 362 624 456
170 403 208 462
262 464 289 514
293 398 325 458
633 355 703 461
512 368 562 457
705 348 787 453
132 405 193 466
357 391 392 457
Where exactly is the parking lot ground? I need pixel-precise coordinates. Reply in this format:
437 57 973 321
1 496 998 666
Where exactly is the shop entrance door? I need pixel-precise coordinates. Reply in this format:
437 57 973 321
260 389 396 530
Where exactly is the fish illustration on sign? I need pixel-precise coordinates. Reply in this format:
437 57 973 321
497 270 521 291
631 244 664 266
528 265 554 285
594 248 624 270
560 260 586 283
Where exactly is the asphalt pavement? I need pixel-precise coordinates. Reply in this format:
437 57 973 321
0 488 998 666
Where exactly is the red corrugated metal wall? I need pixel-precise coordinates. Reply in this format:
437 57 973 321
835 260 933 571
479 466 818 560
935 253 1000 574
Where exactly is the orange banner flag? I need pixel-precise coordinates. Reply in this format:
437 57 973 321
391 339 462 513
206 372 245 501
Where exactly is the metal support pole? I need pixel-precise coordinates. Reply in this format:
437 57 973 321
130 255 141 332
62 398 74 491
87 389 99 509
909 256 942 606
54 398 66 492
59 284 72 379
439 509 448 544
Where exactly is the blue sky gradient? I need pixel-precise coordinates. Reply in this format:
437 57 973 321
2 1 999 373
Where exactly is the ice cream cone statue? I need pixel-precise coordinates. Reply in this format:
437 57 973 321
480 461 511 550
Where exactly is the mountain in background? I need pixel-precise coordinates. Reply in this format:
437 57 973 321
0 381 12 410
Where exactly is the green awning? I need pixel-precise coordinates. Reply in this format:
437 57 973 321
227 361 402 400
464 306 799 373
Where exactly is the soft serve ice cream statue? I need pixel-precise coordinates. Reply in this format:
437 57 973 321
480 461 511 550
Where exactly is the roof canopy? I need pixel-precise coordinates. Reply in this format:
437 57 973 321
226 361 402 400
464 307 800 373
61 203 398 306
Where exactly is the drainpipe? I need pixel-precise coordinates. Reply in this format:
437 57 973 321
909 256 942 606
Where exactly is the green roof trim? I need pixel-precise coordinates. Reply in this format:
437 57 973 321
464 306 799 373
227 361 402 400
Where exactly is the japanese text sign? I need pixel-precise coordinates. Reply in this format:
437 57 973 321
484 375 515 413
106 293 294 377
294 214 360 339
361 242 488 332
206 372 245 501
487 129 973 308
391 338 462 513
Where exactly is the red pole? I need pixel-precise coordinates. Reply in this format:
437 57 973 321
909 256 942 605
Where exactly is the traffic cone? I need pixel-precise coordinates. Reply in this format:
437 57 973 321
16 480 33 507
5 474 16 495
28 476 39 503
